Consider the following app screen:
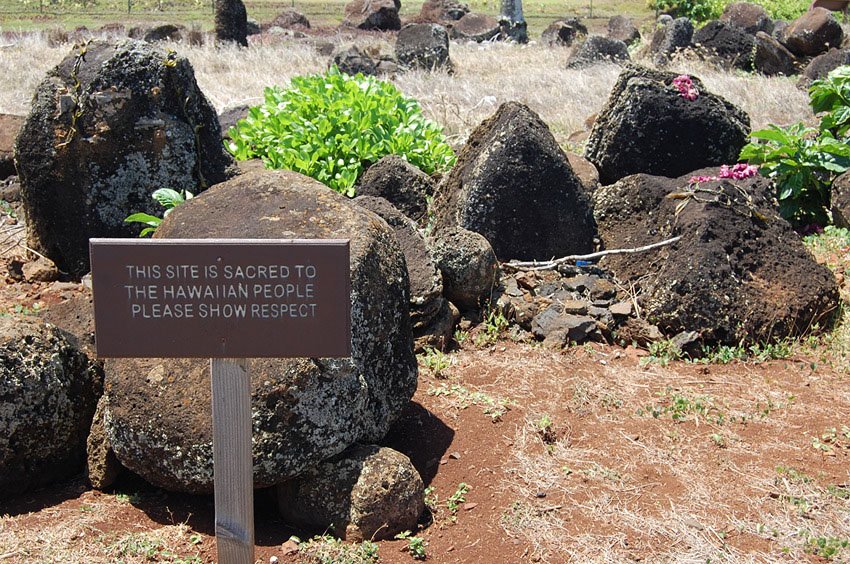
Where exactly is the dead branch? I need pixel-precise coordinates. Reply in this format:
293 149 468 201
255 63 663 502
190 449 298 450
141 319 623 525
503 236 683 272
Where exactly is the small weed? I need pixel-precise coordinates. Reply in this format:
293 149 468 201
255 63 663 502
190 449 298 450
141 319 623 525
535 414 557 444
109 531 201 564
446 482 470 516
453 328 469 345
418 346 453 378
394 530 427 560
805 535 850 559
811 425 850 453
424 485 438 512
638 387 723 425
776 465 813 484
427 383 511 421
473 308 509 346
298 535 380 564
0 199 16 218
709 433 726 448
827 484 850 499
641 339 683 366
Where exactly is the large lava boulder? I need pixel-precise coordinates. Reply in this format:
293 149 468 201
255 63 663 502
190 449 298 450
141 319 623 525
395 23 452 71
650 16 693 65
450 13 500 42
429 226 498 311
418 0 469 23
691 20 755 70
720 2 773 35
782 7 843 57
103 169 417 494
801 48 850 85
607 15 640 46
214 0 248 47
355 155 435 226
432 101 597 261
566 36 630 69
541 17 587 47
584 65 750 186
0 317 102 498
753 31 797 76
342 0 401 31
0 114 23 180
593 169 839 345
15 40 233 277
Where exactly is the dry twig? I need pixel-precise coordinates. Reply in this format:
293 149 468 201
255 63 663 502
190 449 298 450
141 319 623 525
504 236 682 272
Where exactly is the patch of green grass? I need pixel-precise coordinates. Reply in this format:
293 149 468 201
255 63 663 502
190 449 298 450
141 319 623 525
394 530 427 560
638 387 724 425
297 535 379 564
805 535 850 560
427 382 511 421
418 346 454 378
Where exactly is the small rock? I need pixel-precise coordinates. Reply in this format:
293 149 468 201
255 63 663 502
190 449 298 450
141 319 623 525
22 256 59 282
449 451 461 459
609 302 632 317
281 539 299 555
561 299 589 315
463 502 477 511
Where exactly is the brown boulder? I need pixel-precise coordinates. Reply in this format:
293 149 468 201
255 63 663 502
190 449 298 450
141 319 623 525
720 2 774 35
753 31 798 76
418 0 469 23
607 15 640 45
450 12 500 42
0 114 23 179
342 0 401 31
782 7 843 57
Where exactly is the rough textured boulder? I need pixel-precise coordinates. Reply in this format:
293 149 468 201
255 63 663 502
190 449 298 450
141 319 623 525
566 36 630 69
650 16 693 64
418 0 469 22
541 17 587 47
584 65 751 185
432 102 597 261
607 15 640 46
0 114 23 179
215 0 248 46
831 171 850 229
342 0 401 31
277 445 424 541
801 47 850 84
268 9 311 29
86 396 121 489
753 31 798 76
450 13 500 42
104 170 417 494
720 2 773 35
355 155 435 225
0 317 102 498
143 24 184 43
782 7 843 57
692 20 756 70
333 45 398 76
354 196 448 342
15 40 233 277
429 227 498 311
218 104 250 139
396 23 452 71
593 169 839 345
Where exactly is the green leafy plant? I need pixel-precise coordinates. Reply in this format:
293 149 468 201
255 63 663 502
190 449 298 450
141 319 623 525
226 66 456 197
419 346 453 378
806 535 850 559
641 338 684 366
125 188 193 237
810 66 850 138
297 535 379 564
394 531 427 560
446 482 470 516
647 0 725 21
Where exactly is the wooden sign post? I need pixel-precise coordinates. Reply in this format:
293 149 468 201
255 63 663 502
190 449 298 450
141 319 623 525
90 239 352 564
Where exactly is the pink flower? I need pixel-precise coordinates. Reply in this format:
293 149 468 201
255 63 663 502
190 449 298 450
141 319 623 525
672 75 699 101
718 163 759 179
689 175 717 184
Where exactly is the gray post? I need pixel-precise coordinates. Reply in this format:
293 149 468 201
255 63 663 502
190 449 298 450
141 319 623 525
499 0 528 43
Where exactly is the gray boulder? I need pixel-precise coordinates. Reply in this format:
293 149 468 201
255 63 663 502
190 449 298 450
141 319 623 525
267 8 311 29
720 2 773 35
418 0 469 22
782 7 843 57
355 155 435 225
15 40 233 277
354 195 448 342
607 15 640 46
450 13 500 42
753 31 797 76
650 16 693 65
0 317 102 498
432 101 597 261
214 0 248 46
566 35 630 69
541 17 587 47
103 169 417 494
429 226 498 311
277 445 424 541
584 65 751 185
396 23 452 71
342 0 401 31
143 23 184 43
593 169 839 345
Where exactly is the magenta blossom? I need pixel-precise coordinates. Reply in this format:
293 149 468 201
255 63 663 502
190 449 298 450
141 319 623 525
688 163 759 185
672 75 699 101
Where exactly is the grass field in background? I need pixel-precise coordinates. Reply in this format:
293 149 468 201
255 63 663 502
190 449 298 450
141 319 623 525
0 0 656 35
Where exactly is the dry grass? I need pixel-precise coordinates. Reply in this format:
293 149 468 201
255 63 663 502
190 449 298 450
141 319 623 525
0 34 811 151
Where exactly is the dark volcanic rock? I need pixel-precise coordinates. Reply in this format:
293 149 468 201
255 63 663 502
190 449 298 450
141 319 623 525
541 17 587 47
268 8 311 29
566 35 630 69
333 45 379 76
593 169 839 345
104 170 417 494
831 171 850 229
801 47 850 85
86 396 122 489
0 114 23 179
432 101 597 261
429 226 498 311
607 15 640 46
218 104 250 139
342 0 401 31
396 23 452 71
0 317 102 498
355 155 435 225
277 445 424 541
15 40 233 277
753 31 797 76
584 65 750 185
418 0 469 22
782 7 843 57
215 0 248 46
691 20 755 70
650 16 693 64
143 24 184 43
720 2 773 35
450 13 500 42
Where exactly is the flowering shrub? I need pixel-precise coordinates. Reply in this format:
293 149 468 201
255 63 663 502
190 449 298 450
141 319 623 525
227 67 456 196
673 75 699 101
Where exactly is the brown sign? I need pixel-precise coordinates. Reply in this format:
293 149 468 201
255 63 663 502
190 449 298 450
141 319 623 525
89 239 351 358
